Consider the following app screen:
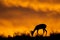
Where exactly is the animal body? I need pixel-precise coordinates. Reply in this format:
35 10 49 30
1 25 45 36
31 24 47 36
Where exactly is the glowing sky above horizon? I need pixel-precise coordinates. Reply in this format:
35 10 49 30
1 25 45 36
0 0 60 37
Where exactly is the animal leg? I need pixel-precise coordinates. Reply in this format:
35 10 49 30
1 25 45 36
43 29 47 35
43 29 45 35
37 30 38 35
44 29 47 35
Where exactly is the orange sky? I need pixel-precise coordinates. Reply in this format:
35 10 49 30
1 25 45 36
0 0 60 37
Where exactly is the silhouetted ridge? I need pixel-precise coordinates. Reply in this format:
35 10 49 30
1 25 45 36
0 33 59 40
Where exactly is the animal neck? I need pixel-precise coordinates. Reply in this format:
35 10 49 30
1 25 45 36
31 28 36 36
31 30 35 36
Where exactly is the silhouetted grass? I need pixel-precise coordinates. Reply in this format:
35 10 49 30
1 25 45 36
0 33 60 40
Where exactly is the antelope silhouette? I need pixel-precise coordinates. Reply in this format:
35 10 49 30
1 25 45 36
31 24 47 36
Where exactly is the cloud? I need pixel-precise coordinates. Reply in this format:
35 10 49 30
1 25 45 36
0 0 60 11
0 3 60 20
38 0 60 3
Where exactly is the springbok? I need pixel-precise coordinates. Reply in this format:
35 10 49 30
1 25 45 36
31 24 47 36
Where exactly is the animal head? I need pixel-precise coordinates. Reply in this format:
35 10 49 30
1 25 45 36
30 31 34 36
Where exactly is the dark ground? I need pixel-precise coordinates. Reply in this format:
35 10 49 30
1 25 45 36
0 33 60 40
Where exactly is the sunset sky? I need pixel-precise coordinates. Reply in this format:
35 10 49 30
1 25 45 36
0 0 60 37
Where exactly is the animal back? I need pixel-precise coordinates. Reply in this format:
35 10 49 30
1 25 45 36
35 24 46 30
